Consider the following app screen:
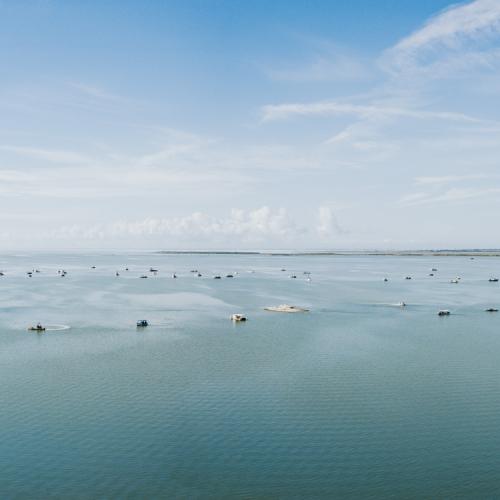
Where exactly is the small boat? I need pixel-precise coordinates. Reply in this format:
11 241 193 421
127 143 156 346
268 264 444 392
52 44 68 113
115 272 120 276
125 268 129 271
231 314 247 322
91 266 96 269
438 310 450 316
190 270 199 273
197 273 202 277
136 320 149 327
213 275 221 279
397 302 406 307
289 275 297 279
172 273 177 278
485 308 498 312
140 275 148 279
450 279 459 284
489 278 499 282
226 274 234 278
431 268 438 272
281 269 286 272
429 273 434 276
150 268 158 272
264 304 309 313
28 323 45 332
405 276 412 280
384 278 388 282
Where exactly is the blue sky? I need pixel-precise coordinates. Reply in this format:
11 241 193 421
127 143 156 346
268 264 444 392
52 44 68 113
1 0 500 250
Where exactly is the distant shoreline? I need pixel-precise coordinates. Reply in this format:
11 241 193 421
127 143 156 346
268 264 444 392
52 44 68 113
156 250 500 257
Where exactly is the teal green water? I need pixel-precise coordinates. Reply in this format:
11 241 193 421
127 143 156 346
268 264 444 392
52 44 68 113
1 253 500 498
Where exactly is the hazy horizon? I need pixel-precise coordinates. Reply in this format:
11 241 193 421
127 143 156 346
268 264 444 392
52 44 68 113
2 0 500 250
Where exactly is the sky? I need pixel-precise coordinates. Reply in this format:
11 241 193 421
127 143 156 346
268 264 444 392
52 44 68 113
1 0 500 250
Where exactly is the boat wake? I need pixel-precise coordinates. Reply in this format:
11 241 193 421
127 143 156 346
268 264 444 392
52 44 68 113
45 324 71 331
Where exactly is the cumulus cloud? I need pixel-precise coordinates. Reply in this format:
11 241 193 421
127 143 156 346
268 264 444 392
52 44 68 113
46 206 345 247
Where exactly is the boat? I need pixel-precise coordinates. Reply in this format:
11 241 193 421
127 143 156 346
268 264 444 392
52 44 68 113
231 314 246 322
136 320 149 327
264 304 309 313
150 268 158 272
289 275 297 279
397 302 406 307
384 278 389 282
172 273 177 278
489 278 499 282
450 279 459 284
226 274 234 278
197 273 202 277
28 323 45 332
405 276 412 280
485 308 499 312
431 268 438 272
115 272 120 276
438 310 450 316
213 275 221 279
429 273 434 276
140 275 148 279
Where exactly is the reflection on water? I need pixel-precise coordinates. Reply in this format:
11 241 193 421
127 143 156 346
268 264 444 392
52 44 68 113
1 253 500 498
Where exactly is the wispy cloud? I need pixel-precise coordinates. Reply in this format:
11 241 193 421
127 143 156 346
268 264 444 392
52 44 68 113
261 100 488 123
400 187 500 206
0 145 89 164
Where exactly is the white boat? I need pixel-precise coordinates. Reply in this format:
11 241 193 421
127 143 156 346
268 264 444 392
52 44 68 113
231 314 247 322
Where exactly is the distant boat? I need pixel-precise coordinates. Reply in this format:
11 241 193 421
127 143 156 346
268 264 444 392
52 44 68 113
140 275 148 279
28 323 45 331
226 274 234 278
231 314 246 322
290 275 297 279
172 273 177 278
450 279 459 284
384 278 388 282
213 275 221 279
485 308 498 312
438 310 450 316
405 276 412 280
136 320 148 327
489 278 499 282
150 268 158 272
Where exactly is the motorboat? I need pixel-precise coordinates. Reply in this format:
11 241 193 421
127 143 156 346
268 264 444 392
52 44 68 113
485 308 499 312
438 310 450 316
264 304 309 313
231 314 247 322
136 320 149 327
489 278 499 282
226 274 234 278
28 323 45 332
213 275 222 279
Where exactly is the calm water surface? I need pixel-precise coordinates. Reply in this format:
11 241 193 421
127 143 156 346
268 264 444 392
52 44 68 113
1 253 500 498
